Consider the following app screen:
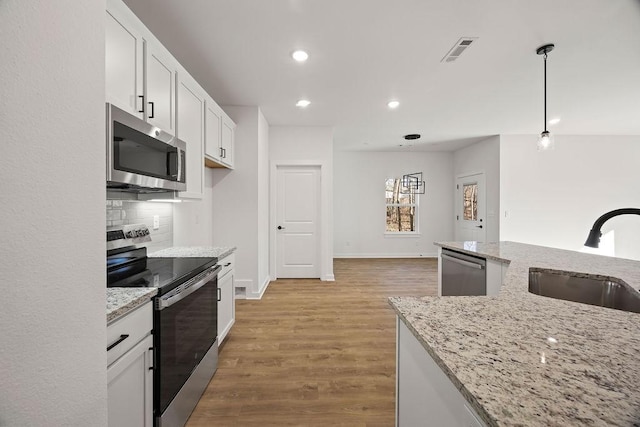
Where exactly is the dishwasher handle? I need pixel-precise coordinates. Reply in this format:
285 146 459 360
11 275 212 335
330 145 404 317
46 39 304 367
441 253 485 270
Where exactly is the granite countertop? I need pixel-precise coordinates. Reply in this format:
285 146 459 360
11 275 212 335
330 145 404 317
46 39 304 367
107 288 157 324
389 241 640 426
149 246 236 259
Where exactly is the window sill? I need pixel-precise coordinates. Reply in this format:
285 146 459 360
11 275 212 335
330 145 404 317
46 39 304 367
384 232 421 238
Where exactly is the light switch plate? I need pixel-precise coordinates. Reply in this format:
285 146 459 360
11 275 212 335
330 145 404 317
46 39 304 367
153 215 160 230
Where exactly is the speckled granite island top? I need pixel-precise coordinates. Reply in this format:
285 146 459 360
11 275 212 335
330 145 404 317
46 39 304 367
390 241 640 426
149 246 236 259
107 288 157 324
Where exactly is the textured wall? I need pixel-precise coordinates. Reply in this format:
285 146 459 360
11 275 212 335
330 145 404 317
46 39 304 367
0 1 107 425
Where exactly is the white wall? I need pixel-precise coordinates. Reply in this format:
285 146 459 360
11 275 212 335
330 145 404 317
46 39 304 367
270 127 334 280
453 136 501 242
213 106 270 298
257 111 270 286
500 135 640 260
173 169 215 246
0 1 107 425
333 151 454 258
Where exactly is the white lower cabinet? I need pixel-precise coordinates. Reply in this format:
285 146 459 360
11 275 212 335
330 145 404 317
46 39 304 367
217 254 235 343
107 302 153 427
396 319 486 427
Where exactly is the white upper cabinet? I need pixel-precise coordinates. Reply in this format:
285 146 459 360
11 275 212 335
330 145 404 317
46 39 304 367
105 0 176 136
106 0 235 193
105 2 144 118
145 39 176 135
220 115 235 169
204 97 235 170
204 98 223 163
177 72 205 199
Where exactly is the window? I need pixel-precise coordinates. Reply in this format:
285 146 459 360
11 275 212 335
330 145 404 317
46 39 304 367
462 183 478 221
385 178 418 232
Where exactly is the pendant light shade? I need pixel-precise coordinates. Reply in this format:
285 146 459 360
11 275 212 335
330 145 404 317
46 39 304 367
536 44 555 151
538 130 554 150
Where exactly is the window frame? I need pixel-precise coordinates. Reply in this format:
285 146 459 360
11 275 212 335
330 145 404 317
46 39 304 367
384 177 420 235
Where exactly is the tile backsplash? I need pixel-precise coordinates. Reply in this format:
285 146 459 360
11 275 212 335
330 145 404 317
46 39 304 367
106 200 173 253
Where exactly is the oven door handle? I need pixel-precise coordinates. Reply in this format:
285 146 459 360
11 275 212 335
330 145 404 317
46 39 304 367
157 266 221 310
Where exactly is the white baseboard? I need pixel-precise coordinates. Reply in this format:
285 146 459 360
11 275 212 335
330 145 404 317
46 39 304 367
244 275 271 300
322 274 335 281
333 252 438 259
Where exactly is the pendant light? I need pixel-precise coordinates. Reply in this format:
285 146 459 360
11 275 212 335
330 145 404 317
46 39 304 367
536 43 555 151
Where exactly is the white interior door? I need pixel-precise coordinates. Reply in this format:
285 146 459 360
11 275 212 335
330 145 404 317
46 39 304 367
276 166 320 278
455 173 486 242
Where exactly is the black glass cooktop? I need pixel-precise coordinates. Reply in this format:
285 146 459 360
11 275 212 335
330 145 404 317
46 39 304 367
107 247 217 296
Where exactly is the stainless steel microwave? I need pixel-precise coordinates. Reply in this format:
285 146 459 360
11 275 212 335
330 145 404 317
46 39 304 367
106 103 186 192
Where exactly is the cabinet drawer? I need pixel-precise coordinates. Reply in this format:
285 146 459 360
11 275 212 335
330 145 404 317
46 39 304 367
107 301 153 366
218 254 234 279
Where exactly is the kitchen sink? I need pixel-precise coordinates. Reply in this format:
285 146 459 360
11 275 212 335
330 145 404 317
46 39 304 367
529 269 640 313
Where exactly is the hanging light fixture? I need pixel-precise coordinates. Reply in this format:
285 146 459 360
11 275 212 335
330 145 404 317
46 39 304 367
536 43 555 151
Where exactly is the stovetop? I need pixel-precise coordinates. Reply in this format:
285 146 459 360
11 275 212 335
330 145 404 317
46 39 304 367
108 256 215 286
107 244 217 296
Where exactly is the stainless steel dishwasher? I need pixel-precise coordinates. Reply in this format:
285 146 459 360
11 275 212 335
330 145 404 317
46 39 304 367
441 248 486 296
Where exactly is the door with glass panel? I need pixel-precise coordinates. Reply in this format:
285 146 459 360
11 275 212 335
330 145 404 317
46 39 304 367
455 173 486 242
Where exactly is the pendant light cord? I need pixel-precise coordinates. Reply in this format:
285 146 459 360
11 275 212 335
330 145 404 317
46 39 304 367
543 52 548 133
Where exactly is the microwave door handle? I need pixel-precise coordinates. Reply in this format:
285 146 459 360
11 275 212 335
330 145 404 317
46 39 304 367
177 148 182 182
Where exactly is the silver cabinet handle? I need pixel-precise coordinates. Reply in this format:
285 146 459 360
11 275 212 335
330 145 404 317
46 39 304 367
441 253 484 270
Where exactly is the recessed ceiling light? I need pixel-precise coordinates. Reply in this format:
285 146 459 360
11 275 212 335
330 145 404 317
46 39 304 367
296 99 311 108
387 100 400 109
292 50 309 62
548 117 561 125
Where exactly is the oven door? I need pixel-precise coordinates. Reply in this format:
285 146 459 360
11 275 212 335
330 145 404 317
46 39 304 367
154 266 220 423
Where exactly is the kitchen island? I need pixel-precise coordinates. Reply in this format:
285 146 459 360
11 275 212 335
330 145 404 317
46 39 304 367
390 241 640 426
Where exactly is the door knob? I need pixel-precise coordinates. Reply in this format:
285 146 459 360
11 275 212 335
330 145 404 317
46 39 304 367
277 226 285 230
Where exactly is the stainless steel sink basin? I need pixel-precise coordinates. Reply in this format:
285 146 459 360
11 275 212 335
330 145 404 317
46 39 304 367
529 269 640 313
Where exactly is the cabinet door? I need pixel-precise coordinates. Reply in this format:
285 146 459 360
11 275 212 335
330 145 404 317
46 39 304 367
397 319 486 426
107 334 153 427
218 271 235 343
105 2 144 117
204 98 222 162
220 116 235 169
177 73 205 199
145 40 176 135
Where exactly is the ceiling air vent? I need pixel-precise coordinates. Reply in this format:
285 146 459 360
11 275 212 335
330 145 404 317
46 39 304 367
441 37 478 63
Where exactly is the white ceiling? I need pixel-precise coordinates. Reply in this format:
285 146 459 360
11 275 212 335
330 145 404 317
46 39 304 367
122 0 640 152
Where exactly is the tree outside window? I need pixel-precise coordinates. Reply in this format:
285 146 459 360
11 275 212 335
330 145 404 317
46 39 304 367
385 178 418 232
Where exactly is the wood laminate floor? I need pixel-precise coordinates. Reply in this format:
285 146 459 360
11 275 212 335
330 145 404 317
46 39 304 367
187 258 437 427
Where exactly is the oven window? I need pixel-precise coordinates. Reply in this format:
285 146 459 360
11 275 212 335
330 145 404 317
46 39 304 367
157 278 218 413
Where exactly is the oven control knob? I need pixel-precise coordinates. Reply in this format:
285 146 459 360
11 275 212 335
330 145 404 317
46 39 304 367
125 231 134 238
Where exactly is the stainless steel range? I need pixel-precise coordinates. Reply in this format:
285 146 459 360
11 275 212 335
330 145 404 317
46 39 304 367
107 224 220 427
